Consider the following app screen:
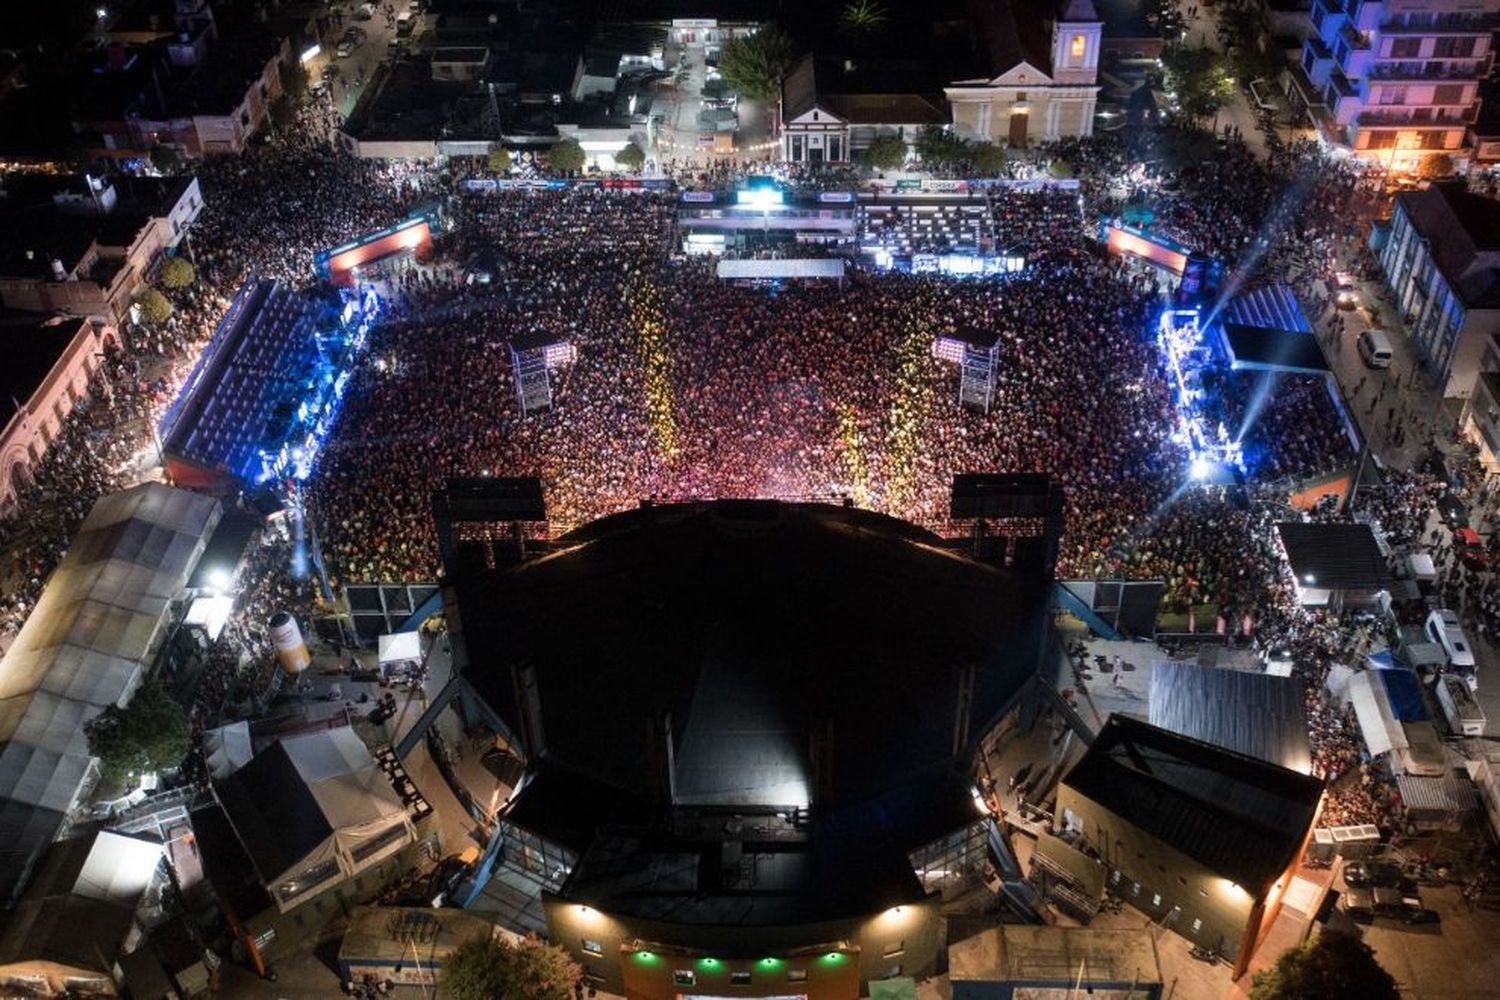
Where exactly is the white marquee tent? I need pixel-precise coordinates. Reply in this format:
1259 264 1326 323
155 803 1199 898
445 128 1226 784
0 484 220 900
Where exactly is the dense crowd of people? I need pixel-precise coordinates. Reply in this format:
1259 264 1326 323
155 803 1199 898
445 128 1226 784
2 95 1489 855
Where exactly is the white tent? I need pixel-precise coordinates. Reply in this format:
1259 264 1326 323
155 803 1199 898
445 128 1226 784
202 721 254 781
1347 671 1408 757
377 631 422 666
0 484 219 900
216 727 414 912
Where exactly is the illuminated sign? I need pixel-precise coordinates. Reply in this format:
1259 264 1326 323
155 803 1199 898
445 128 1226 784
681 190 717 203
1105 223 1189 275
818 191 854 203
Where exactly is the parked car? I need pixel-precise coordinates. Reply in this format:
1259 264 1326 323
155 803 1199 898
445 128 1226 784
1343 886 1440 925
1333 272 1359 309
1455 526 1489 569
1344 861 1414 892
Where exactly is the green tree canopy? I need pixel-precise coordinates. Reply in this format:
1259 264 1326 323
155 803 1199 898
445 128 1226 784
487 145 512 173
85 681 189 787
717 25 795 101
971 141 1007 177
159 257 196 290
1250 929 1398 1000
861 133 908 172
1416 153 1454 179
150 143 180 174
440 935 579 1000
615 141 646 172
548 138 586 176
1048 157 1074 179
914 124 971 169
1161 44 1238 123
135 287 173 326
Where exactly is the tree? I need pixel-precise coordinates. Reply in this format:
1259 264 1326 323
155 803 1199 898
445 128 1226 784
717 25 795 101
269 95 297 130
1416 153 1454 179
914 124 970 169
279 56 309 105
150 143 180 174
1250 929 1398 1000
1161 44 1237 124
159 257 196 290
487 145 512 173
1048 158 1074 179
861 133 908 172
85 681 190 788
971 141 1007 177
839 0 889 35
615 141 645 173
440 934 579 1000
134 287 173 326
547 138 586 176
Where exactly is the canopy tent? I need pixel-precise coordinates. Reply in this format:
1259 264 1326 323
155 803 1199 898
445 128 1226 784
214 726 414 912
1347 671 1407 757
377 631 422 666
202 721 254 781
0 484 220 901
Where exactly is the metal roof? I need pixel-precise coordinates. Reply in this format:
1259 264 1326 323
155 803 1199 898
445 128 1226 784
1062 715 1323 895
1276 522 1393 591
1149 661 1311 774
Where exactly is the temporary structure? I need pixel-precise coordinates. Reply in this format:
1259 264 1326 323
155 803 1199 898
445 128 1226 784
0 484 219 901
215 726 415 912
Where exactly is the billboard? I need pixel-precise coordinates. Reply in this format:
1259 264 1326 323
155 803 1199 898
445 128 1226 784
315 217 432 286
1103 222 1189 276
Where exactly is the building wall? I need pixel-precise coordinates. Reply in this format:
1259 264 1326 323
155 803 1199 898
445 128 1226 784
543 892 941 999
1379 199 1500 397
0 958 121 997
0 320 121 510
947 88 1098 144
1054 785 1258 959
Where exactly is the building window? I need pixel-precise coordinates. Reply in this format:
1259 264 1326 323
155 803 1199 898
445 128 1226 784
1191 917 1203 933
788 970 808 983
1433 84 1464 105
730 971 752 985
673 970 696 987
1110 870 1121 885
581 939 602 956
884 941 904 958
1152 893 1162 907
888 965 904 978
1391 38 1420 59
1070 34 1086 59
1131 882 1141 897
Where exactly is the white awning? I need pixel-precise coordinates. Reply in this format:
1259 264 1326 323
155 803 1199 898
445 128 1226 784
1348 671 1408 757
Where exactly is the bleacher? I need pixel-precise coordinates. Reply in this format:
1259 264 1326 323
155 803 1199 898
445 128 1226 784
160 278 365 490
858 202 995 256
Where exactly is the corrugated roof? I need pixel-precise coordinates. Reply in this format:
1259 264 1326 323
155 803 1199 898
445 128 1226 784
1149 661 1311 773
1276 522 1393 591
1062 715 1323 894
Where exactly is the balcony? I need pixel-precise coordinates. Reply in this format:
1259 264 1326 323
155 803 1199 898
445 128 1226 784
1356 106 1478 127
1369 55 1493 81
1378 14 1500 35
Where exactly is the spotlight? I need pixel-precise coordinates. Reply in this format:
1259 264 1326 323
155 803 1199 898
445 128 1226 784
1190 457 1212 481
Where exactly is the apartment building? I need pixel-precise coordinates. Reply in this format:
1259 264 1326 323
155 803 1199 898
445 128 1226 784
1294 0 1499 166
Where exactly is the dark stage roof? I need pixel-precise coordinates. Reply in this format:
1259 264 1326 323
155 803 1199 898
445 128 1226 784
1063 716 1323 895
1276 522 1393 592
452 499 1053 926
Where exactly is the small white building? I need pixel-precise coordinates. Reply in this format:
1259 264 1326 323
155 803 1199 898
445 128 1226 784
779 54 945 164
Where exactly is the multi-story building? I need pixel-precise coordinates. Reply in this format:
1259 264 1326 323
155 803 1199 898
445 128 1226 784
1377 183 1500 397
0 173 203 323
1295 0 1499 166
946 0 1104 145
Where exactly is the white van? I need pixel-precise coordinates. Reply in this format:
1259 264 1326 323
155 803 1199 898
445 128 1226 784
1358 328 1393 368
1426 608 1477 690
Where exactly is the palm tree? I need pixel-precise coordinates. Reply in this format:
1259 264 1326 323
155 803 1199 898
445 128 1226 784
839 0 889 35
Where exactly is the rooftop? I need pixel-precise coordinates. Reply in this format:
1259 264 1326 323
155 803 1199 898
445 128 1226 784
1148 660 1312 773
1276 521 1394 592
1061 715 1324 895
1397 184 1500 310
0 319 89 424
457 498 1053 924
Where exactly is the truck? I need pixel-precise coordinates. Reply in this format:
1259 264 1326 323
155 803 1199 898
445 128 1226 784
1437 673 1487 736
